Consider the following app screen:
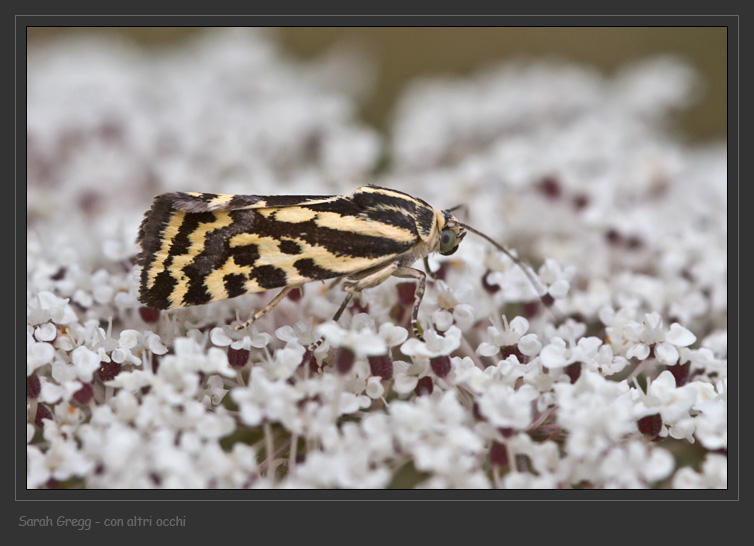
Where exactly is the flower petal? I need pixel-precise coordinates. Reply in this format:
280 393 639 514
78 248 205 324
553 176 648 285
655 342 679 365
518 334 542 356
540 339 568 368
666 323 696 347
476 342 500 358
210 327 233 347
549 279 570 299
510 316 530 335
626 343 650 361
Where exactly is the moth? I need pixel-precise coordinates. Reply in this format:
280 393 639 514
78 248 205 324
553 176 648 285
136 185 554 344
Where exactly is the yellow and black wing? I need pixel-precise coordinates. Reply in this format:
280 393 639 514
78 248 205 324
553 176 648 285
136 186 436 309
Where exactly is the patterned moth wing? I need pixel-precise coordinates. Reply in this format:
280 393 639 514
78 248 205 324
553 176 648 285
136 186 442 310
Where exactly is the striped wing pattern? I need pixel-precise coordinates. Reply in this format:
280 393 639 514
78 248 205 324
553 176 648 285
137 186 436 309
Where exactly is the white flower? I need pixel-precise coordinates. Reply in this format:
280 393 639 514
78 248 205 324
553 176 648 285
539 336 602 369
431 304 476 332
476 383 539 430
432 309 454 332
276 319 321 350
317 316 387 358
692 379 726 450
682 345 725 377
537 258 574 300
27 445 50 488
107 369 152 392
39 376 82 404
389 390 485 486
645 371 697 427
623 312 696 364
194 409 235 440
476 315 531 358
378 322 408 347
588 344 630 376
269 344 306 381
143 331 168 355
27 291 77 325
71 346 102 382
34 323 58 342
555 370 635 453
701 330 726 358
27 341 56 375
401 325 461 358
694 399 726 450
43 431 96 482
518 334 543 357
673 453 727 489
365 376 385 399
391 359 426 394
111 329 143 365
211 324 272 350
231 367 304 428
172 337 235 378
597 441 675 488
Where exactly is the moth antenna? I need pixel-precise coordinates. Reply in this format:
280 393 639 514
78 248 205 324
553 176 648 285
446 203 468 217
459 222 565 323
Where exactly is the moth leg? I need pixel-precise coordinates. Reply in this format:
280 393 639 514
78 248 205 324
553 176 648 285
307 289 357 354
347 263 427 340
328 276 344 290
307 263 399 353
423 256 438 281
392 266 427 342
236 286 294 331
331 290 355 323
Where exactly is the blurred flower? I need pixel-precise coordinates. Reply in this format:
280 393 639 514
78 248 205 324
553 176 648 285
210 324 272 351
476 383 540 430
622 312 696 364
317 318 386 358
27 291 77 326
476 315 540 358
231 367 304 429
673 453 727 489
401 325 462 359
539 335 602 370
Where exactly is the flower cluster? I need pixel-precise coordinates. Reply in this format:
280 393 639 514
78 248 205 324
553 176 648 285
26 30 727 489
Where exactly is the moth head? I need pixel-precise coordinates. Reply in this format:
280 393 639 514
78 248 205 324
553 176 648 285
438 211 467 256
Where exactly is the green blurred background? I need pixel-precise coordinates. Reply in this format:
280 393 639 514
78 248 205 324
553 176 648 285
27 27 727 142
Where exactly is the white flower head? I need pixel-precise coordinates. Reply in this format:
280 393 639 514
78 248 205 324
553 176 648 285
211 324 272 350
269 344 306 381
231 367 304 429
71 346 103 382
27 291 77 326
276 318 325 350
673 453 727 489
476 383 539 430
401 325 462 359
623 312 696 364
476 315 530 358
378 322 408 347
27 341 56 376
143 331 168 355
316 316 388 358
537 258 574 300
539 335 602 369
34 323 58 342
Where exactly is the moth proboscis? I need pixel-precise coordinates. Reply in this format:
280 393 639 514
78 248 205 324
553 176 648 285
136 185 558 350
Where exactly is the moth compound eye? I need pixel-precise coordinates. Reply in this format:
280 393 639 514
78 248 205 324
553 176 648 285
439 228 458 255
